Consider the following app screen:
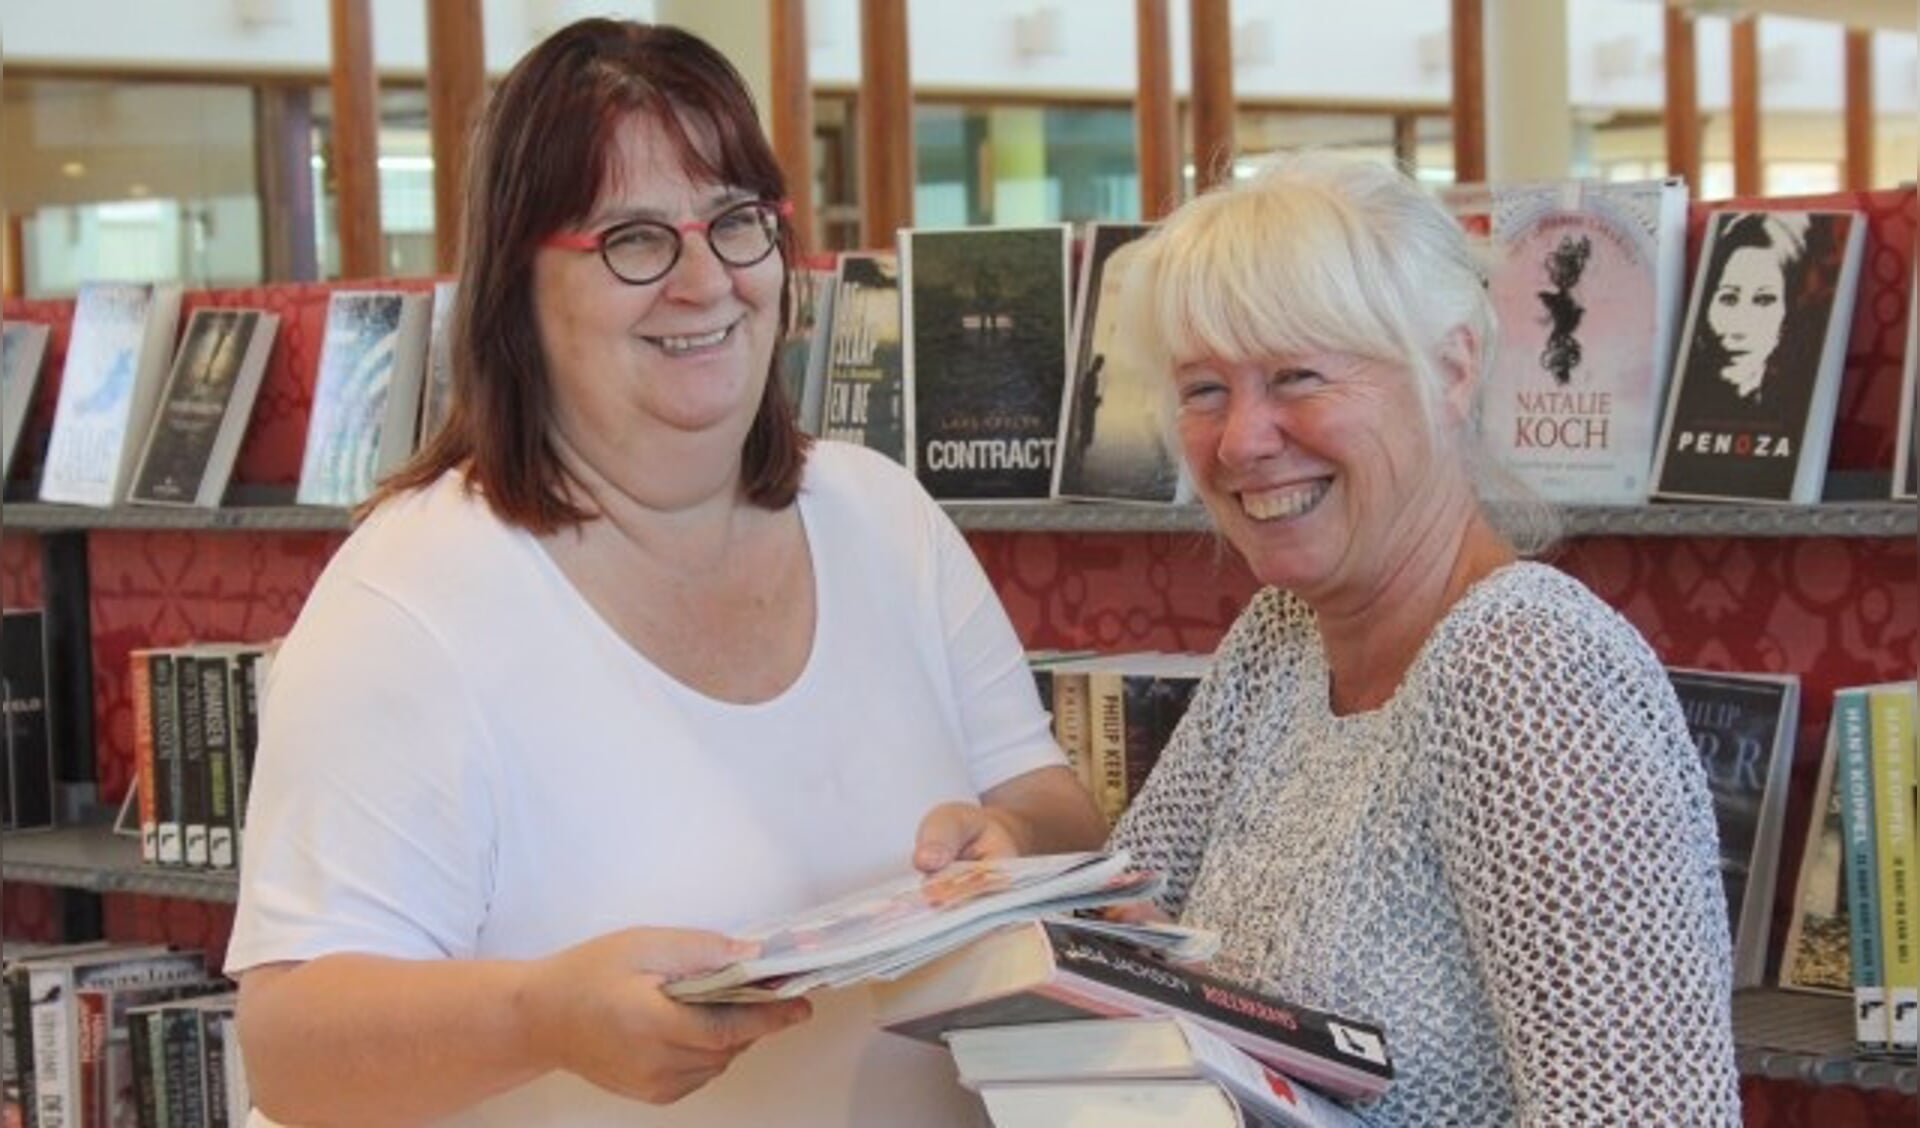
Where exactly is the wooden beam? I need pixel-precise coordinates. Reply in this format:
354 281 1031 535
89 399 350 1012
1135 0 1178 218
771 0 817 252
858 0 912 247
1188 0 1234 194
1663 3 1700 194
328 0 384 279
1843 27 1873 191
1730 14 1762 197
426 0 485 275
254 86 320 282
3 214 22 298
1450 0 1485 184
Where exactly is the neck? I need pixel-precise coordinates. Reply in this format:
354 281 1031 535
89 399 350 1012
548 428 752 573
1309 491 1516 716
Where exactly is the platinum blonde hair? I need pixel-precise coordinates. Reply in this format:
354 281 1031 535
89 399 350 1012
1114 151 1560 555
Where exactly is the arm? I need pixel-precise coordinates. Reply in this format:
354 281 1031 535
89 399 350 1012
238 932 809 1126
914 764 1105 869
1433 594 1739 1124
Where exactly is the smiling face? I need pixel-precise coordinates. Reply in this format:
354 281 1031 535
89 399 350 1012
532 110 785 495
1706 245 1786 398
1171 348 1463 601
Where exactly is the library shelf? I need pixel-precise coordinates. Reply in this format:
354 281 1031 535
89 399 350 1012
2 824 237 903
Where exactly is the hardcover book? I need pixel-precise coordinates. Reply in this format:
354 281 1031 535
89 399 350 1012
875 919 1394 1101
129 308 280 508
901 225 1072 501
1447 178 1687 505
819 252 906 463
978 1077 1328 1128
1 321 51 481
38 281 184 506
950 1015 1360 1127
1652 210 1867 504
296 290 433 507
1666 668 1799 987
1054 223 1186 503
1 610 55 832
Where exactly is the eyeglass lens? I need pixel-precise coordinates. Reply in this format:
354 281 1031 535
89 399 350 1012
600 200 781 284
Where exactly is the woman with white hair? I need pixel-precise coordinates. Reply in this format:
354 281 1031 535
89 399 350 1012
1107 153 1740 1124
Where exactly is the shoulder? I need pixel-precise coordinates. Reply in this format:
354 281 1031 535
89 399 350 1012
799 440 948 547
308 470 525 619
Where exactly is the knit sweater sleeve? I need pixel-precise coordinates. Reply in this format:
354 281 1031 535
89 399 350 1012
1427 576 1741 1125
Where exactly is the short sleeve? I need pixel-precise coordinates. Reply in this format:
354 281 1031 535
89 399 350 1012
225 574 498 973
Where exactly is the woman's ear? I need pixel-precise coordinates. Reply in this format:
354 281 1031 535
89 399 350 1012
1435 325 1481 426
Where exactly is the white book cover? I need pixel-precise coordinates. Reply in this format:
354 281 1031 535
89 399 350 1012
417 279 459 445
1892 267 1916 500
296 290 433 508
1652 210 1866 504
1449 178 1687 505
1 321 52 481
129 308 280 508
38 281 184 506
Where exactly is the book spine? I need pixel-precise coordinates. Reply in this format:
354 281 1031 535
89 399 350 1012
228 652 260 841
73 992 105 1128
1050 671 1095 799
1121 674 1160 812
125 1012 157 1128
196 655 236 871
129 652 158 865
158 1012 195 1128
1869 684 1919 1052
197 1010 227 1128
151 655 183 868
1086 670 1128 828
1834 689 1886 1048
1044 924 1392 1098
173 655 207 869
29 975 73 1128
6 969 36 1128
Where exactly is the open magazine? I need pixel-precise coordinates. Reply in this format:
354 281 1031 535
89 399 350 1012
667 850 1207 1002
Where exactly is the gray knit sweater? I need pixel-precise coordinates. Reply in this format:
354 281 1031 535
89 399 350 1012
1110 563 1740 1126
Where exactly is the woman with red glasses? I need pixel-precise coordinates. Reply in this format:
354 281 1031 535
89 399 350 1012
226 18 1103 1126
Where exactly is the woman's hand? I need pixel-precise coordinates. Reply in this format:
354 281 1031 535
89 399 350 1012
519 928 812 1104
913 802 1021 872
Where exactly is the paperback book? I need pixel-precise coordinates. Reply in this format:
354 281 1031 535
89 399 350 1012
875 919 1394 1101
1 610 55 831
819 252 906 463
1 321 51 481
1666 668 1799 987
296 290 433 507
38 281 184 506
1054 223 1186 503
1894 272 1916 500
129 308 280 508
978 1078 1324 1128
1779 724 1850 995
901 225 1072 501
417 279 459 445
777 259 838 435
1446 178 1687 505
1652 210 1867 503
664 851 1162 1002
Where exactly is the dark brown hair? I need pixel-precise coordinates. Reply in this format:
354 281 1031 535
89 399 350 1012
367 18 809 531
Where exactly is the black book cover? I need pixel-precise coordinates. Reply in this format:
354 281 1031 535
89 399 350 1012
821 253 906 463
130 309 268 505
905 227 1070 500
175 653 207 867
149 651 183 865
1 610 53 830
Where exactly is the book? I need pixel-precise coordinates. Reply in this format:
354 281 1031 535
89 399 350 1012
21 948 204 1128
1832 687 1887 1047
38 281 184 506
979 1077 1320 1128
295 290 433 507
1652 210 1867 503
1054 223 1186 504
1866 682 1918 1052
875 919 1394 1100
1665 668 1799 987
901 225 1072 501
1778 722 1851 995
949 1015 1360 1127
819 251 906 463
664 851 1160 1002
128 308 280 508
1 609 56 832
417 280 459 445
777 259 839 435
1445 178 1688 505
2 321 52 481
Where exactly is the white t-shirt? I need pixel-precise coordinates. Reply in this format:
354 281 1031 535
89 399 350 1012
227 441 1061 1125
